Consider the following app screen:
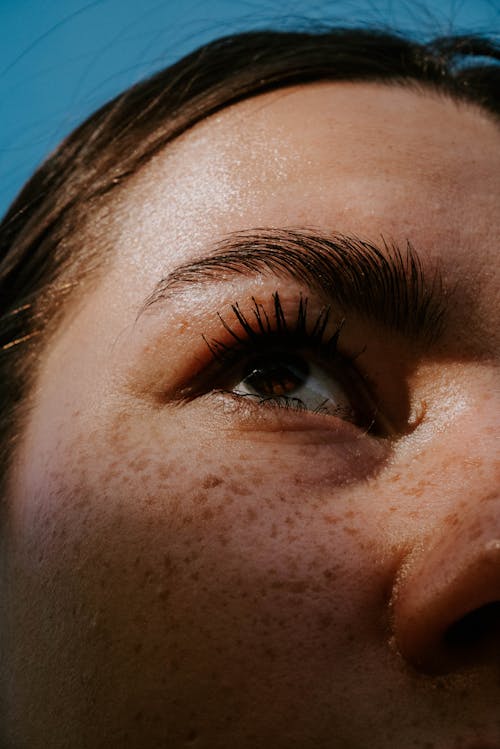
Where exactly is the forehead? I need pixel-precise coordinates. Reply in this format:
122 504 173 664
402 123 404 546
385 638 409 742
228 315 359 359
99 82 498 328
111 81 498 256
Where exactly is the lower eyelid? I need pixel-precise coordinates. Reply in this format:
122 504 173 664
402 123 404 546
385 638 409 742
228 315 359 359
207 388 377 438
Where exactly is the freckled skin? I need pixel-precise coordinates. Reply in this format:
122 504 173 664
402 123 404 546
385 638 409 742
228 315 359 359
2 84 500 747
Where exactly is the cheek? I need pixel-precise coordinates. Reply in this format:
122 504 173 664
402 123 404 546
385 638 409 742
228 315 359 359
4 411 391 745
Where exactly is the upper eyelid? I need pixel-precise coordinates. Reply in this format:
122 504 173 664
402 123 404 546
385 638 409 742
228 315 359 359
138 227 446 348
200 292 345 365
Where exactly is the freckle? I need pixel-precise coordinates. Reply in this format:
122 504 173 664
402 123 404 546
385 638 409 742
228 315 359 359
468 522 483 541
323 514 338 525
75 495 91 510
186 728 199 744
408 485 425 498
246 507 257 522
270 523 278 538
132 457 152 472
344 526 358 536
481 490 498 503
202 507 214 521
227 481 250 497
157 586 170 602
193 492 209 505
163 553 174 571
323 568 337 581
202 474 223 489
318 613 333 630
133 642 143 654
289 580 307 594
159 464 172 480
169 657 180 673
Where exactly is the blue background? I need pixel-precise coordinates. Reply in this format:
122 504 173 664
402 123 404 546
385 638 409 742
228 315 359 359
1 0 498 219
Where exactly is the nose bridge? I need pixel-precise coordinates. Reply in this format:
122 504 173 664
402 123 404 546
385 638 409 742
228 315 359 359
417 362 499 510
389 373 500 674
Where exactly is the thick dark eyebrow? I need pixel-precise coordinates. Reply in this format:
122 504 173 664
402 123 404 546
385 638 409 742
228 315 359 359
139 228 445 343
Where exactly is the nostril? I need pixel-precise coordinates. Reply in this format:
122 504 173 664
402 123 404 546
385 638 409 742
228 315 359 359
392 534 500 674
444 601 500 652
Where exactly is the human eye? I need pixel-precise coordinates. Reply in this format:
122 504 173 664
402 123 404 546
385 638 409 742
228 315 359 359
230 350 356 418
180 291 383 435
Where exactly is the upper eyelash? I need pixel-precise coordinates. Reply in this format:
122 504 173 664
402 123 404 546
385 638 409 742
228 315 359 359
178 289 383 434
202 291 346 365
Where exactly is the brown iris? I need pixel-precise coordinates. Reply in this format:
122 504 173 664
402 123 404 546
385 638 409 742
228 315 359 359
241 352 309 397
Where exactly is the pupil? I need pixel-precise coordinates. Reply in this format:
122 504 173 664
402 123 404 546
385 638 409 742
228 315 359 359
243 353 309 397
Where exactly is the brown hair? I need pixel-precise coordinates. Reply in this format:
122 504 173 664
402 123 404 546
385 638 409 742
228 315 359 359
0 27 499 485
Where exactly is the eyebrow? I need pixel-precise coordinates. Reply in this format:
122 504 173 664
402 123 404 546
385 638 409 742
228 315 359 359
139 228 445 343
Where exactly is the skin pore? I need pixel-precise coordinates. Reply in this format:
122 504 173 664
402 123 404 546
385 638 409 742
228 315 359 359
2 82 500 747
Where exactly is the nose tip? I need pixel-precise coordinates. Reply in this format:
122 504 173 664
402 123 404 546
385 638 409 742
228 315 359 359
392 535 500 675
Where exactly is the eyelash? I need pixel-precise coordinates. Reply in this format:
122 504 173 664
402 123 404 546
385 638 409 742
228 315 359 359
189 291 380 432
203 291 343 364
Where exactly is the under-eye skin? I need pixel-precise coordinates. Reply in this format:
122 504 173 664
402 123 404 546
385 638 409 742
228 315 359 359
178 291 386 435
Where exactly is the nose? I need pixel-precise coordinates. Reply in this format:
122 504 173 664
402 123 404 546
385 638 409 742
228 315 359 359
391 464 500 673
392 523 500 674
389 371 500 675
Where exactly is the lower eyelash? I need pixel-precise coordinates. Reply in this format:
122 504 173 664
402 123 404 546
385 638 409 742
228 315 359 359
219 390 309 411
217 390 359 422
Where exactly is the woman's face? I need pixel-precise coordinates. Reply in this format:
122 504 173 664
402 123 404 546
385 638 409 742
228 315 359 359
3 82 500 748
